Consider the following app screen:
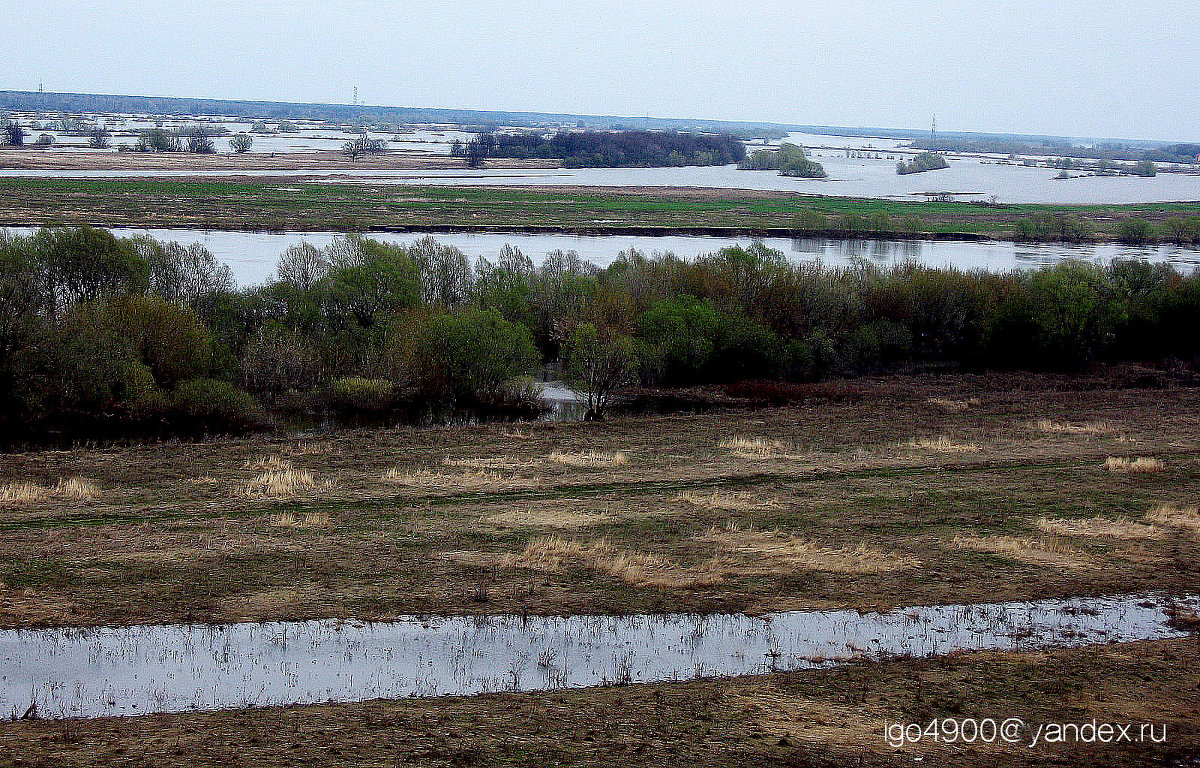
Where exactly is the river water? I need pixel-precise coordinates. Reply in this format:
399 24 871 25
4 226 1198 287
2 592 1193 719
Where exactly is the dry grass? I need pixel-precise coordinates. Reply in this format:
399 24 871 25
1145 503 1200 532
546 451 628 468
719 436 790 460
234 463 318 499
484 507 611 529
0 482 50 505
243 454 294 471
951 534 1092 568
442 455 542 471
699 522 921 574
269 511 332 528
904 435 981 453
504 536 723 588
927 397 980 412
383 467 540 491
676 490 782 512
1105 456 1165 474
0 477 100 506
1034 515 1160 539
1034 419 1113 434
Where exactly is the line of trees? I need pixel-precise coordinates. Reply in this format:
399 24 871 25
454 130 746 168
4 226 1200 446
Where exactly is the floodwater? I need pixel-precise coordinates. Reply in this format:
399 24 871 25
4 226 1198 287
2 158 1198 204
1 593 1193 719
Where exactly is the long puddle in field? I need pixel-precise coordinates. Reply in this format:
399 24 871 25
2 592 1195 719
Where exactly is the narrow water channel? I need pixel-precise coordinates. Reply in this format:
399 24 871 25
2 592 1194 719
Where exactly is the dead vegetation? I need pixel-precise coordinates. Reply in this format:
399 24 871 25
1034 515 1161 539
675 490 782 512
0 477 100 506
483 506 611 529
699 522 921 574
719 437 792 460
269 512 332 529
1145 503 1200 533
546 451 629 468
1105 456 1165 473
951 534 1093 568
904 435 981 453
382 467 541 491
1034 419 1113 434
927 397 981 412
233 462 319 499
504 536 723 588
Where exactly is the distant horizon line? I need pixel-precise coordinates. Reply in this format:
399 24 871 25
1 88 1194 147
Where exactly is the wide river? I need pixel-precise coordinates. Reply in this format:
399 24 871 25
5 226 1198 286
4 131 1198 204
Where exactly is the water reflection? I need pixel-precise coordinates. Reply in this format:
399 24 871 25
2 592 1194 719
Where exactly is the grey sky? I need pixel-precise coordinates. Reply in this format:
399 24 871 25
5 0 1197 141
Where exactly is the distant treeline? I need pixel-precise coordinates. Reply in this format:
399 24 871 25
455 130 746 168
0 90 796 136
4 225 1200 447
913 137 1200 164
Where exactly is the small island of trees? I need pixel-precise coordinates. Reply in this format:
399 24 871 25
738 143 827 178
453 130 745 168
896 152 950 175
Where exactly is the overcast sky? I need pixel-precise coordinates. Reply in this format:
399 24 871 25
4 0 1197 141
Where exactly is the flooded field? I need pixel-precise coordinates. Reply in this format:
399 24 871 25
2 158 1198 204
5 226 1197 286
3 593 1192 719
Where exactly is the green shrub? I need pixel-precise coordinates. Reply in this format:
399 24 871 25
171 378 263 433
329 376 394 412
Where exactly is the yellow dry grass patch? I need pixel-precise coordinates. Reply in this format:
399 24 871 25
1034 515 1160 540
504 536 722 588
927 397 980 412
442 455 542 471
676 490 782 512
1105 456 1165 474
546 451 628 468
1145 503 1200 532
904 435 980 453
0 477 100 506
699 523 920 574
269 511 332 529
243 454 294 471
1034 419 1113 434
484 507 610 529
719 436 792 460
383 467 540 491
952 535 1092 568
233 461 318 499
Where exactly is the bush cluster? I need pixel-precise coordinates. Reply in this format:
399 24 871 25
4 226 1200 445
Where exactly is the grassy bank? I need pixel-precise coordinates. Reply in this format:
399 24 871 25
2 178 1198 240
1 373 1198 628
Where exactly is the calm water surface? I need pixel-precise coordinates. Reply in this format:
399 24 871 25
2 593 1193 719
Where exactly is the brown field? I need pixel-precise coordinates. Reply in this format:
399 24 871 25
1 372 1198 766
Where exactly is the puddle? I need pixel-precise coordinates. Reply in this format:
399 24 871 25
2 593 1195 719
